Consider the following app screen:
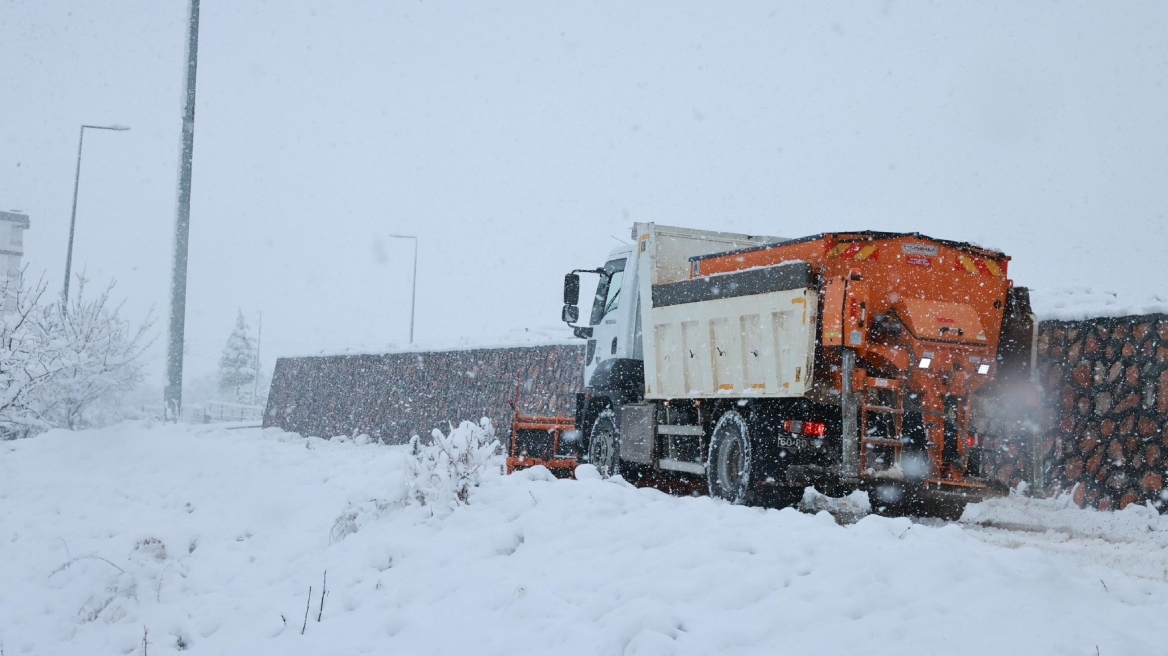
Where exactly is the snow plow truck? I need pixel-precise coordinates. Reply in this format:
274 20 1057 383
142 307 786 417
512 223 1038 517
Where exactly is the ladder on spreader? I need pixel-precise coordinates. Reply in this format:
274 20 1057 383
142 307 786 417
859 377 904 476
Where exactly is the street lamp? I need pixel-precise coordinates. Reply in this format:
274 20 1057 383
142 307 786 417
387 233 417 344
63 123 130 302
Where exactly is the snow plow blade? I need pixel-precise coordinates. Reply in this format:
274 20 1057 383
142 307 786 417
505 414 579 477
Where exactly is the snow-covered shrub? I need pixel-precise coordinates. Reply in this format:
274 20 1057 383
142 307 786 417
329 497 398 543
0 271 151 437
405 418 501 511
32 277 153 430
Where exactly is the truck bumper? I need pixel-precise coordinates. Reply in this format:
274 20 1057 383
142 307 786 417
505 456 578 478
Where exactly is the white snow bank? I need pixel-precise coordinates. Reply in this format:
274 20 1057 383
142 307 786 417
962 491 1168 589
799 486 871 524
2 423 1166 655
965 490 1168 545
1031 286 1168 322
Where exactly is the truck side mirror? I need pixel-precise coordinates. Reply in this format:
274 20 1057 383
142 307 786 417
561 304 580 324
563 273 580 306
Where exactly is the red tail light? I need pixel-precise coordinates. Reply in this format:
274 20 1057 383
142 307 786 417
966 434 980 448
783 420 826 437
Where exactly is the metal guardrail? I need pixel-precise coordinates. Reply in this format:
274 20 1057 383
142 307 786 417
183 401 265 424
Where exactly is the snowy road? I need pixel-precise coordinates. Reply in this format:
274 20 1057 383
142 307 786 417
2 423 1166 655
961 497 1168 588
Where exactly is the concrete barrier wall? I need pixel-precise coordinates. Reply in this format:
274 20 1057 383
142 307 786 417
263 344 585 443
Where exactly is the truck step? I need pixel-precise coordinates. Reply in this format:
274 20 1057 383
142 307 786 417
657 425 704 436
861 437 903 447
658 458 706 474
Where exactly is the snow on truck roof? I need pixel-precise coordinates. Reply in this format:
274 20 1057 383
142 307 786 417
688 230 1009 264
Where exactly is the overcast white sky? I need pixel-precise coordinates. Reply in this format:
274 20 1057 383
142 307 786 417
3 1 1168 392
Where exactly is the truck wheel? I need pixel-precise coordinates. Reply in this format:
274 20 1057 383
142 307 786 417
587 409 620 478
708 410 753 504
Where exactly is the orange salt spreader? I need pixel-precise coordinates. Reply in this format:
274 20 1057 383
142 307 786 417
690 231 1036 504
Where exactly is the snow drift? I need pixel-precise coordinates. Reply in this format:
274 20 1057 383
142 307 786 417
2 422 1166 655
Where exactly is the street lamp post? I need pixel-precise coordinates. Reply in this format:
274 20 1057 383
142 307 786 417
64 123 130 302
387 234 417 344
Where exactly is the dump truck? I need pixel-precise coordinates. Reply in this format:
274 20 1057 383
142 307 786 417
543 223 1038 516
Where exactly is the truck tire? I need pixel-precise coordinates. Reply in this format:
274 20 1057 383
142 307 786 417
707 410 753 504
587 409 620 478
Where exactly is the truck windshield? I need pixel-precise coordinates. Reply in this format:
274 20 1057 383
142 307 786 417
590 258 626 325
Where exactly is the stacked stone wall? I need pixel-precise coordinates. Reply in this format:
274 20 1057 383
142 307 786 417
1036 316 1168 510
977 430 1037 492
263 345 584 444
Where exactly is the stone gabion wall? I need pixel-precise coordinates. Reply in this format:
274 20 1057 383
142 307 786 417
1036 316 1168 510
263 344 585 444
975 427 1037 492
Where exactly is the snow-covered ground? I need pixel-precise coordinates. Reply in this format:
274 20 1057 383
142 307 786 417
2 423 1167 656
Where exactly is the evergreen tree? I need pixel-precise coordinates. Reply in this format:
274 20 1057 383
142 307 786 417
218 310 257 403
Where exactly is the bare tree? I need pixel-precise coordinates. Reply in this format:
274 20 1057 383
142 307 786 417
0 271 153 436
0 272 60 437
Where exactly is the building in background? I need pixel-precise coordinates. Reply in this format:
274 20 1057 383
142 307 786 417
0 210 30 311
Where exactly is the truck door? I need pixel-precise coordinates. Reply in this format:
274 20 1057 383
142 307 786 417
584 255 630 386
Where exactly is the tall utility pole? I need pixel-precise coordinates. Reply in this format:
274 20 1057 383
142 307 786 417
165 0 200 422
252 310 262 403
387 234 418 344
63 124 129 302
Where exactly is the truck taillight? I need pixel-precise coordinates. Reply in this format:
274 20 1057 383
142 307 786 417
966 434 981 448
783 420 826 437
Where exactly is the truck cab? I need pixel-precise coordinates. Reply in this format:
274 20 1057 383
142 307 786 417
580 245 639 390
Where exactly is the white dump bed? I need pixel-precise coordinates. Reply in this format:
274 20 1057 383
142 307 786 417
635 223 818 399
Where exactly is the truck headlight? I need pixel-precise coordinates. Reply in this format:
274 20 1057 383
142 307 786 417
977 363 990 375
918 357 932 370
